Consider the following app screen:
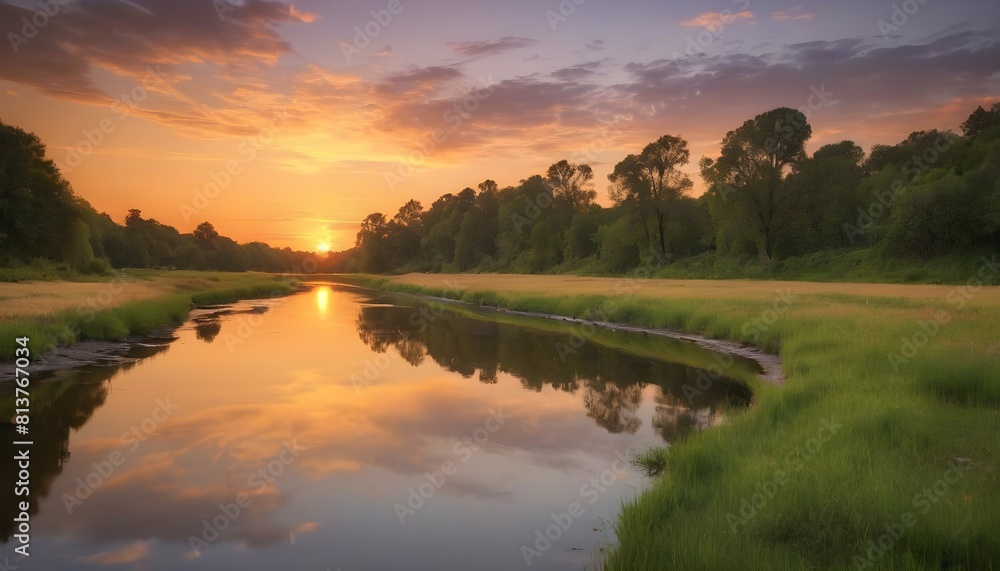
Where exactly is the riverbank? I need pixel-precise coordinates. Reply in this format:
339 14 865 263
339 272 1000 569
0 270 298 362
359 284 784 384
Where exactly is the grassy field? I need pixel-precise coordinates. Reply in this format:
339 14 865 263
0 269 297 360
341 272 1000 570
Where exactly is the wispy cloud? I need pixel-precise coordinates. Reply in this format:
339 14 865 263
679 10 754 30
376 66 464 95
771 6 815 21
447 36 537 56
289 4 319 23
551 61 604 81
78 541 151 565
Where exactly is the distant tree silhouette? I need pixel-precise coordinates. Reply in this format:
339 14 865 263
193 221 220 245
392 199 423 227
961 106 992 138
124 209 143 227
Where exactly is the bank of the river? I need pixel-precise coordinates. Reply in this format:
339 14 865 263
338 272 1000 570
0 269 298 361
360 285 784 384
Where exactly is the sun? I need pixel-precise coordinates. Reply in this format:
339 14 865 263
316 243 330 253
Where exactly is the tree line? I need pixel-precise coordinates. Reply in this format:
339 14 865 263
0 120 324 274
348 104 1000 274
3 102 998 278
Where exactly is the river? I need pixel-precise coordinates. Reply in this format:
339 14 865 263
1 283 757 570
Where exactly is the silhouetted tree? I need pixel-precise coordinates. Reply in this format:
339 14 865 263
962 106 993 139
193 221 220 246
545 159 597 210
124 209 143 227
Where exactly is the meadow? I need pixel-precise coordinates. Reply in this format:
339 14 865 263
342 272 1000 570
4 267 997 567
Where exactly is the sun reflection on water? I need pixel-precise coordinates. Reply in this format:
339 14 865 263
316 286 330 314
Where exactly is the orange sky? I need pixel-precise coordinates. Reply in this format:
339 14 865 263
1 0 998 251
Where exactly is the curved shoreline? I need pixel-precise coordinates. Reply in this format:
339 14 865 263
376 288 785 385
0 298 286 383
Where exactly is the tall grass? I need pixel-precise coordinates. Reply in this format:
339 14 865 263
350 273 1000 570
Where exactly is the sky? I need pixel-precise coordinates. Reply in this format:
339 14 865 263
1 0 999 252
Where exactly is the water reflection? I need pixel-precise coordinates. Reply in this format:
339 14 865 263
316 286 329 314
353 299 752 441
194 319 222 343
0 343 170 542
585 383 643 434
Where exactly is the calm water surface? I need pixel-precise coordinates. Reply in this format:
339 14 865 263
2 284 754 570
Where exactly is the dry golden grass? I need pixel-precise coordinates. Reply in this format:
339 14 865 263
0 270 285 321
390 273 1000 304
0 280 166 320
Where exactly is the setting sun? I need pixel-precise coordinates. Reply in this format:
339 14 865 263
317 243 330 253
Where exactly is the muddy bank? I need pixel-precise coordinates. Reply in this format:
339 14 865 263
0 302 274 383
0 332 177 384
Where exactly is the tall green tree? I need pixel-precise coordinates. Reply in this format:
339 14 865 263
0 120 81 263
545 160 596 210
700 107 812 262
475 180 501 259
388 200 424 268
356 212 390 272
609 134 692 260
782 141 866 253
421 189 476 269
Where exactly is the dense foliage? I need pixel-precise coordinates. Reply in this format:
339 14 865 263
349 104 1000 274
0 120 324 275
